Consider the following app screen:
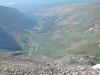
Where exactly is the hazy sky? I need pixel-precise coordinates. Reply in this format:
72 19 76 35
0 0 95 13
0 0 93 6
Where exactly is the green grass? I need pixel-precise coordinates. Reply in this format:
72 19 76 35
16 1 100 60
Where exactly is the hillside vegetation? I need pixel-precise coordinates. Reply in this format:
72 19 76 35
25 1 100 59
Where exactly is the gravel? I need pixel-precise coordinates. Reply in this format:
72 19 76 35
0 56 100 75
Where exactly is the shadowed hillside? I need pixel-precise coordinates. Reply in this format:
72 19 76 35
0 6 37 51
0 6 37 32
0 27 22 50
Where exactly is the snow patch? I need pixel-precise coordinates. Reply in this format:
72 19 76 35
92 64 100 69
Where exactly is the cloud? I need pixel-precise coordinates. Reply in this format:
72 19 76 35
0 1 16 6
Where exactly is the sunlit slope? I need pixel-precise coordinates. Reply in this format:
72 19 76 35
29 1 100 59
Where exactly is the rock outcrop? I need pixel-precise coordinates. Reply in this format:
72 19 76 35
70 55 99 65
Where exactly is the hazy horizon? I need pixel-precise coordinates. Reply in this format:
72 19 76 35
0 0 95 13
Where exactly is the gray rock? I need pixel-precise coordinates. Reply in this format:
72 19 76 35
70 55 99 65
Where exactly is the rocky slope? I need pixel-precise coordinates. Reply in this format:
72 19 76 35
0 56 100 75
